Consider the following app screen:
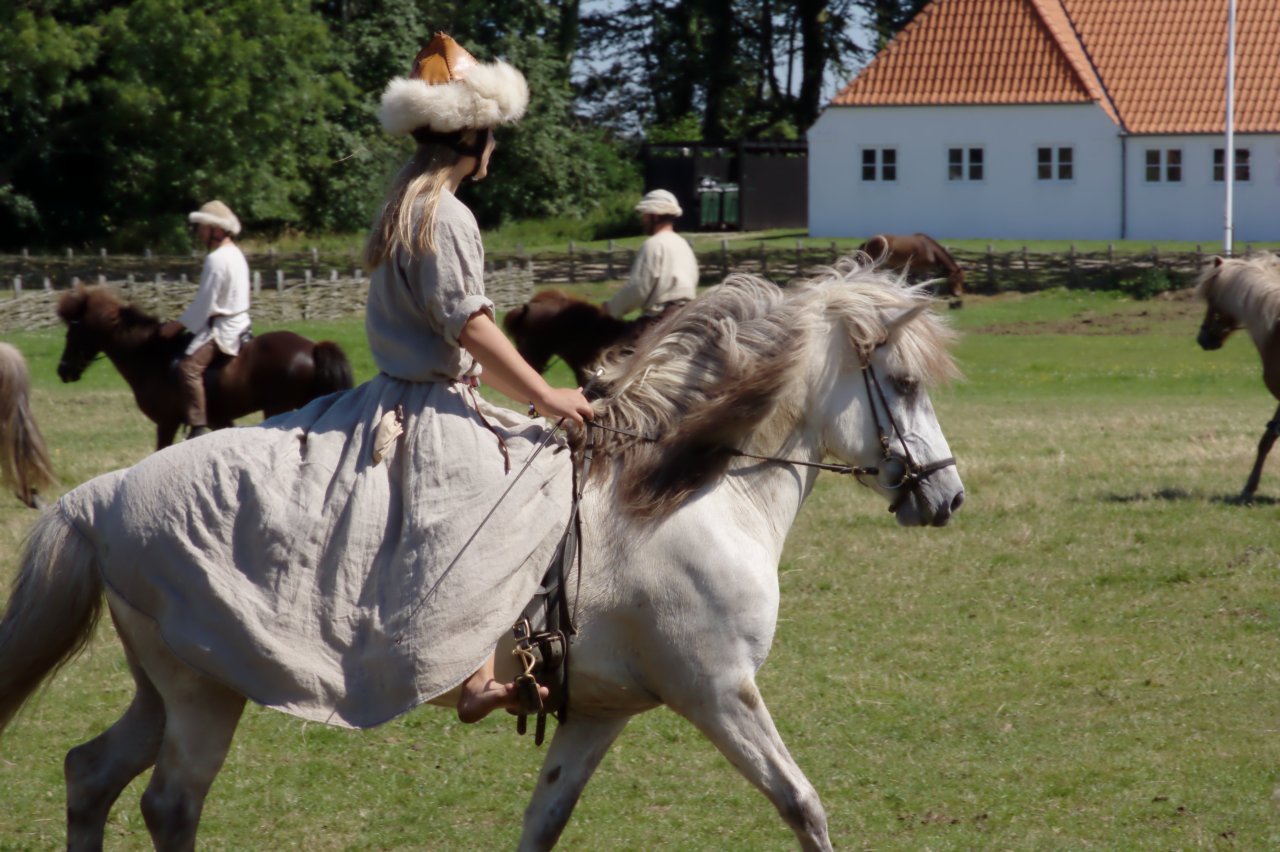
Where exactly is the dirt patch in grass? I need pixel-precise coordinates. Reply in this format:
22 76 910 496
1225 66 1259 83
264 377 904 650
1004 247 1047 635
968 289 1204 336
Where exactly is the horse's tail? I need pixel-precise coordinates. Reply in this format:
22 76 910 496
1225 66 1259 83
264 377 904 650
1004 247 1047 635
0 508 103 738
0 344 57 504
312 341 355 396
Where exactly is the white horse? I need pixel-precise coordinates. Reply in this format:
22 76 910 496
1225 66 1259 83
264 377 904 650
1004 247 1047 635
0 263 965 850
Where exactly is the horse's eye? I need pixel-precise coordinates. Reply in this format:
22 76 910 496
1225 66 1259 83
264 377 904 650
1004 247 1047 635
893 376 919 396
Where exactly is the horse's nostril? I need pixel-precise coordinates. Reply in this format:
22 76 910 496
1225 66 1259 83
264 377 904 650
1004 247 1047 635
950 490 965 514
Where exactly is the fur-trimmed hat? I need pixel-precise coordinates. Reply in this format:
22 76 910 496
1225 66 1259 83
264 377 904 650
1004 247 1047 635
379 33 529 136
635 189 683 218
188 200 241 236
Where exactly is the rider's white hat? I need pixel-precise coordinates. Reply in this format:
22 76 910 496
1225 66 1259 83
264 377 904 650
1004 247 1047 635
188 200 241 236
635 189 683 218
379 32 529 136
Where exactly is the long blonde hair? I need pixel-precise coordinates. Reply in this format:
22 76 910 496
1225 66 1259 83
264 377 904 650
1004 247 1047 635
363 133 478 270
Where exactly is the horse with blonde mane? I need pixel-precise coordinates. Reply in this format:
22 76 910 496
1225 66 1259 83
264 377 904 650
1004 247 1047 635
0 261 964 850
1196 253 1280 501
0 343 57 508
858 233 965 302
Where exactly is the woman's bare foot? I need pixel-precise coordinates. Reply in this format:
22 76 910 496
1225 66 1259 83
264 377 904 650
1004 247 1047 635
457 651 553 723
457 677 514 723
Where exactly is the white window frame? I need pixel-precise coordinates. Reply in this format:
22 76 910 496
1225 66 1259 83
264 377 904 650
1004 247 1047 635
1036 146 1074 181
860 147 897 182
947 146 984 182
1144 148 1182 183
1213 147 1251 182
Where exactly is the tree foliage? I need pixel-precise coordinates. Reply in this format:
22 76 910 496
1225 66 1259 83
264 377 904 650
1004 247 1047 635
0 0 917 249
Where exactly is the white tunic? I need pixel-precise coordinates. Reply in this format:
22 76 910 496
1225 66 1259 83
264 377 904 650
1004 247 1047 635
605 230 700 318
57 191 574 728
180 243 251 355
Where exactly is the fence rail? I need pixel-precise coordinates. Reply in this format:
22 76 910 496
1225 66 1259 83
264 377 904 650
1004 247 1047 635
1 243 1266 333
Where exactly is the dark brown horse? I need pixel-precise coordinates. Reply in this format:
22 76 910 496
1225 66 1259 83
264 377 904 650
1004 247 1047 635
56 285 355 449
0 342 57 507
1196 254 1280 501
858 233 965 300
504 289 659 386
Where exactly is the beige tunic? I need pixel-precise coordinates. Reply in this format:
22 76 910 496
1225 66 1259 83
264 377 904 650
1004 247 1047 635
180 243 251 356
57 191 574 728
605 230 700 318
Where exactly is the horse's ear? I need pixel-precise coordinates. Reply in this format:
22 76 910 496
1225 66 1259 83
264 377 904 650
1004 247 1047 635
1213 256 1225 267
883 304 928 347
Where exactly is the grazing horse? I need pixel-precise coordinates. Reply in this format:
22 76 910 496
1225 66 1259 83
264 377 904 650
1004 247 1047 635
0 343 57 508
503 289 655 386
0 262 964 850
858 233 966 300
1195 254 1280 501
55 285 355 449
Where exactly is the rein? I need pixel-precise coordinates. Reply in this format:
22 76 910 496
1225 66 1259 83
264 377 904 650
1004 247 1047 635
588 361 956 506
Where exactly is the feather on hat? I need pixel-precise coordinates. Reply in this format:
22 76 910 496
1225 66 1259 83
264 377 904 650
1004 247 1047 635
379 33 529 136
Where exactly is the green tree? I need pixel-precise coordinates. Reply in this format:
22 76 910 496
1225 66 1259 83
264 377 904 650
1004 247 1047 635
0 0 349 251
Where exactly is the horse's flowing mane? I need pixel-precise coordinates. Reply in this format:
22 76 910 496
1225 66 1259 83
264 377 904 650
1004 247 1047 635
584 260 958 520
1196 254 1280 334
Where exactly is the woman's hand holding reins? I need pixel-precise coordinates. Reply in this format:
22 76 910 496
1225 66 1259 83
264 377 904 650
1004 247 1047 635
531 386 594 426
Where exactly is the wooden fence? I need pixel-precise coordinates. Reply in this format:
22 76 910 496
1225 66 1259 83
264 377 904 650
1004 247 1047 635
0 257 533 334
1 243 1265 333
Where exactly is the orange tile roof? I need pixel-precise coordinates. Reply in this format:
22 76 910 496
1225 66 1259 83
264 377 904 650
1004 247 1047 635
831 0 1280 134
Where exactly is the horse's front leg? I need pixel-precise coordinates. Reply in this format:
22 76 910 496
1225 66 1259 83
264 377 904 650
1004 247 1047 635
1240 404 1280 501
671 674 832 851
518 715 630 851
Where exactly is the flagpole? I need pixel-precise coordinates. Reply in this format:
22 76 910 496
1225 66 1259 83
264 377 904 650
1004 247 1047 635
1224 0 1236 255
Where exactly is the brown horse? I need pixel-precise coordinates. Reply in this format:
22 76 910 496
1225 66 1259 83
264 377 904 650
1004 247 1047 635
503 289 658 386
1196 254 1280 501
0 343 57 508
56 285 355 450
858 233 965 300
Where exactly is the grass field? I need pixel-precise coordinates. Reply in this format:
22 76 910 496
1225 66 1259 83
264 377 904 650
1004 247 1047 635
1 285 1278 849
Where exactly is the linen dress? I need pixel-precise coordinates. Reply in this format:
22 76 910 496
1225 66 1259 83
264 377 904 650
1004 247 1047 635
57 192 575 728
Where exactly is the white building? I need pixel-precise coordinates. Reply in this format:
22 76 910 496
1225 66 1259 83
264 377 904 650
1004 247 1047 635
808 0 1280 243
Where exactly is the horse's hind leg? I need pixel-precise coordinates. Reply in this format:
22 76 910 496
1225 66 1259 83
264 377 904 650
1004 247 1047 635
518 716 630 851
673 676 832 851
109 598 246 850
65 630 165 850
1240 404 1280 501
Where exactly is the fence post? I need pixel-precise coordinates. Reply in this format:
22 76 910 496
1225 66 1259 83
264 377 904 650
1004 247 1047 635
985 244 994 290
1068 243 1077 287
606 239 616 279
1151 244 1160 269
66 247 74 258
13 276 21 295
97 274 106 286
1021 245 1029 289
831 241 839 264
276 270 284 290
253 270 262 296
1194 245 1203 268
1107 243 1114 264
310 247 319 266
760 241 768 275
568 241 576 284
795 239 803 279
43 277 53 291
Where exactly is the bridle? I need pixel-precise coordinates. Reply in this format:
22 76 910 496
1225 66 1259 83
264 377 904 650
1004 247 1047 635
589 358 956 514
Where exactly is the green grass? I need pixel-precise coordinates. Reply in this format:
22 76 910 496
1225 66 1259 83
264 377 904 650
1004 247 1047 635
2 288 1280 849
